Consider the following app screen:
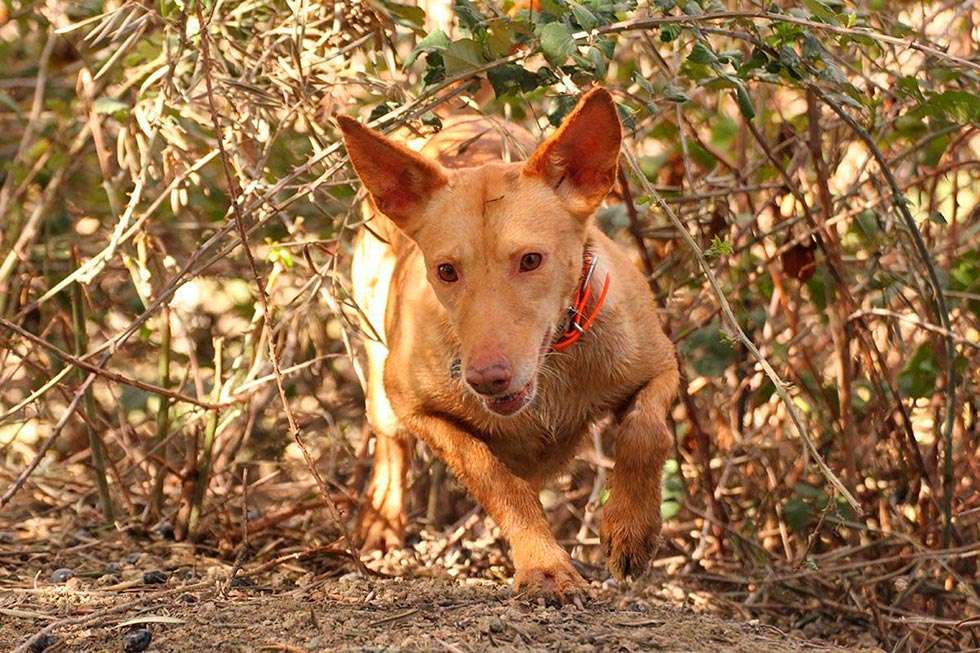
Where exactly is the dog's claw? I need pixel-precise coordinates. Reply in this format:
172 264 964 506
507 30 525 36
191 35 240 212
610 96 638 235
357 508 404 553
513 559 588 605
601 508 662 581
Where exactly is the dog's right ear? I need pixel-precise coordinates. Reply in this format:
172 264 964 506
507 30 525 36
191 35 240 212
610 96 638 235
523 87 621 219
336 116 448 229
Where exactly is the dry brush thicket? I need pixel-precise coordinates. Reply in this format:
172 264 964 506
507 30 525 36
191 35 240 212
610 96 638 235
0 0 977 650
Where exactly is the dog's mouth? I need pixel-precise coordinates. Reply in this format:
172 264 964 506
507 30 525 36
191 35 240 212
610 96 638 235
471 333 553 417
483 378 536 416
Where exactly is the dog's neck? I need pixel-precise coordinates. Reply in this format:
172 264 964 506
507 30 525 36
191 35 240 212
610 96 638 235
551 240 611 352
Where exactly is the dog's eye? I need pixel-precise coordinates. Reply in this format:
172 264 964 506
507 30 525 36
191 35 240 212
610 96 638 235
519 253 543 272
436 263 459 283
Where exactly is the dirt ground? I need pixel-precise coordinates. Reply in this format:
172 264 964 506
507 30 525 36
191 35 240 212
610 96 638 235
0 577 884 653
0 536 885 653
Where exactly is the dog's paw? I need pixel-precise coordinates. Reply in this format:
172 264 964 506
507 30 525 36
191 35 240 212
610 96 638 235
356 507 404 553
513 555 588 605
601 505 662 581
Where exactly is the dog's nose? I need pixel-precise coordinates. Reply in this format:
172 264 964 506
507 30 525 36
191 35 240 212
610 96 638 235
466 363 512 396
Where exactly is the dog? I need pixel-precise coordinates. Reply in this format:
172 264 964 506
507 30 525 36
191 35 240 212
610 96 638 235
338 87 679 601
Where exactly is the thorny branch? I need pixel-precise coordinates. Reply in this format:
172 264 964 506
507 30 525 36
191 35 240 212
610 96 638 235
623 147 860 510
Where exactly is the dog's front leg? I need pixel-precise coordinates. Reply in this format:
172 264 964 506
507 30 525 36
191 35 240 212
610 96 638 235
601 367 679 580
406 413 586 602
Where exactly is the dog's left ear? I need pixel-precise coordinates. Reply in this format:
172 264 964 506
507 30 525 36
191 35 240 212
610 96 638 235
523 87 622 217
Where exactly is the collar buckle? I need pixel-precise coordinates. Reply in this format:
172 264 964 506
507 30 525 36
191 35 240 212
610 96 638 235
552 249 611 352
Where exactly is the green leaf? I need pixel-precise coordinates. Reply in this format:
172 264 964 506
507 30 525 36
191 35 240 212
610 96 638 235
454 0 487 34
660 459 684 521
706 235 732 258
93 97 129 115
681 60 713 82
734 83 755 119
682 323 736 377
662 82 689 103
896 76 925 102
737 47 769 77
487 63 542 97
898 344 939 399
570 1 599 30
158 0 176 19
920 91 980 123
951 249 980 319
803 0 838 22
659 24 680 42
442 38 485 75
486 17 532 58
538 22 577 66
405 29 449 67
784 495 813 532
853 210 879 242
687 41 716 65
661 499 681 520
599 488 611 506
805 266 834 310
951 249 980 290
547 94 579 126
384 2 426 29
892 21 914 37
616 101 636 134
632 70 655 94
784 483 831 533
595 36 616 58
588 45 607 77
369 103 395 122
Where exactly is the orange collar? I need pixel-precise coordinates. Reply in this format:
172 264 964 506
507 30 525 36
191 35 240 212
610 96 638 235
552 249 611 352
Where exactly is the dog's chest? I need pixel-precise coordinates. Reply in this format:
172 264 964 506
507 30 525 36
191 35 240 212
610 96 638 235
483 364 637 479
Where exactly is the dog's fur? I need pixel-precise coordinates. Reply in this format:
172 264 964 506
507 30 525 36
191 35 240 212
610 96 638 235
339 88 678 601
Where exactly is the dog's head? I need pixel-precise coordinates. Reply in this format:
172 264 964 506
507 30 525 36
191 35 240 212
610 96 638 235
338 88 622 416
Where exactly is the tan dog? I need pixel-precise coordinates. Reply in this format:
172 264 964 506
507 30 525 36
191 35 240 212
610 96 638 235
339 88 678 601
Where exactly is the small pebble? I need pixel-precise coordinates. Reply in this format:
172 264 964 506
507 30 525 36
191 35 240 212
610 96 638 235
29 633 57 652
123 627 152 653
50 567 74 583
0 531 14 544
143 570 168 585
155 521 175 540
105 561 122 574
126 552 141 565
